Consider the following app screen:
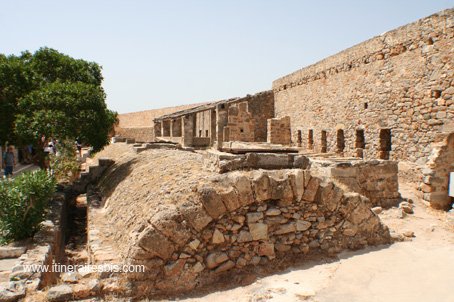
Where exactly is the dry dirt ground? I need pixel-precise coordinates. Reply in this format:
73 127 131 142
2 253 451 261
163 183 454 302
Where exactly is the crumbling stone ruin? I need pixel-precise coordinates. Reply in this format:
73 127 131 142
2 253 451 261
116 9 453 210
83 145 396 298
5 8 446 302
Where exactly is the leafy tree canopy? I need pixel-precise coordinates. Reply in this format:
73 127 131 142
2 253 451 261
0 47 116 151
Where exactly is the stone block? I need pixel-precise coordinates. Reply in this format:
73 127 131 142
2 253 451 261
287 169 305 201
137 226 175 260
0 247 26 259
265 208 281 216
150 207 192 247
47 284 73 302
219 187 241 211
214 260 235 273
296 220 311 231
269 176 294 204
164 259 186 277
206 252 228 269
255 154 292 169
293 155 310 169
249 223 268 240
275 222 296 235
253 171 272 202
330 167 358 178
302 177 321 202
231 174 254 206
183 204 213 232
212 229 225 244
258 242 275 259
247 212 263 224
237 231 253 243
199 187 227 219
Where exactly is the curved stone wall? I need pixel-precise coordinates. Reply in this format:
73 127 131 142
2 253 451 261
121 168 391 296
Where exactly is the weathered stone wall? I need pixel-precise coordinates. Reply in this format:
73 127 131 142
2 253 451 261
195 110 213 139
203 151 400 208
122 168 390 297
85 144 397 299
273 9 454 163
310 159 400 208
116 103 204 142
267 116 291 145
421 133 454 209
241 91 275 142
224 102 255 142
115 127 154 143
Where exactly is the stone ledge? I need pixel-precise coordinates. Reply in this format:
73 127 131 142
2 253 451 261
204 151 310 173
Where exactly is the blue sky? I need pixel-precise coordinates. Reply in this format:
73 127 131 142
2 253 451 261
1 0 452 113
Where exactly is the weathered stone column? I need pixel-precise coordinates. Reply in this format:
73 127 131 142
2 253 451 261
154 121 162 140
182 114 194 147
170 119 174 138
215 104 228 150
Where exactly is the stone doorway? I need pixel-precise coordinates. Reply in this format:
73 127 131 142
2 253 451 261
321 130 327 153
337 129 345 154
308 129 314 150
355 129 365 158
379 129 392 160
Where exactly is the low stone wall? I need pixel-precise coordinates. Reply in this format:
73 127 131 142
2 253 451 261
115 127 154 143
122 168 391 298
310 159 401 208
421 133 454 209
267 116 291 145
203 151 309 173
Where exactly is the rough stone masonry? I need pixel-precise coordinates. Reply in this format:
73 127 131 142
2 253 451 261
84 145 397 298
117 9 453 209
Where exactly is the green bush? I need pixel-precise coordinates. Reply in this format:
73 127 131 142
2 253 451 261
0 170 56 241
50 140 80 183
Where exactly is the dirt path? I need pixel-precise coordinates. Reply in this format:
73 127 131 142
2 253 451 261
176 183 454 302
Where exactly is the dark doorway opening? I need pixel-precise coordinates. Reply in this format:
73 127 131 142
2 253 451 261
308 130 314 150
379 129 392 159
337 129 345 153
321 130 327 153
355 129 365 158
297 130 302 147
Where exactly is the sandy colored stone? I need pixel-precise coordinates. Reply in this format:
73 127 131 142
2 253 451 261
249 223 268 240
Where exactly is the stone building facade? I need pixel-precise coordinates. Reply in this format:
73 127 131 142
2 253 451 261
153 91 275 148
272 9 453 164
272 9 453 209
115 103 205 142
117 9 453 210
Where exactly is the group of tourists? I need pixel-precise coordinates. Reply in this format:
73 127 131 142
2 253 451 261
1 137 84 178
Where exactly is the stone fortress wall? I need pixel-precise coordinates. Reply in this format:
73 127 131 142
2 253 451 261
116 9 453 209
115 103 205 142
272 9 453 163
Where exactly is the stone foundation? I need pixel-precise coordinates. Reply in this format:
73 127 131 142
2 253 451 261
85 145 396 299
121 168 391 298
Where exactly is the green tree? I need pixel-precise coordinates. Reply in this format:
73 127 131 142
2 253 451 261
0 47 116 160
16 82 116 152
0 52 35 145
